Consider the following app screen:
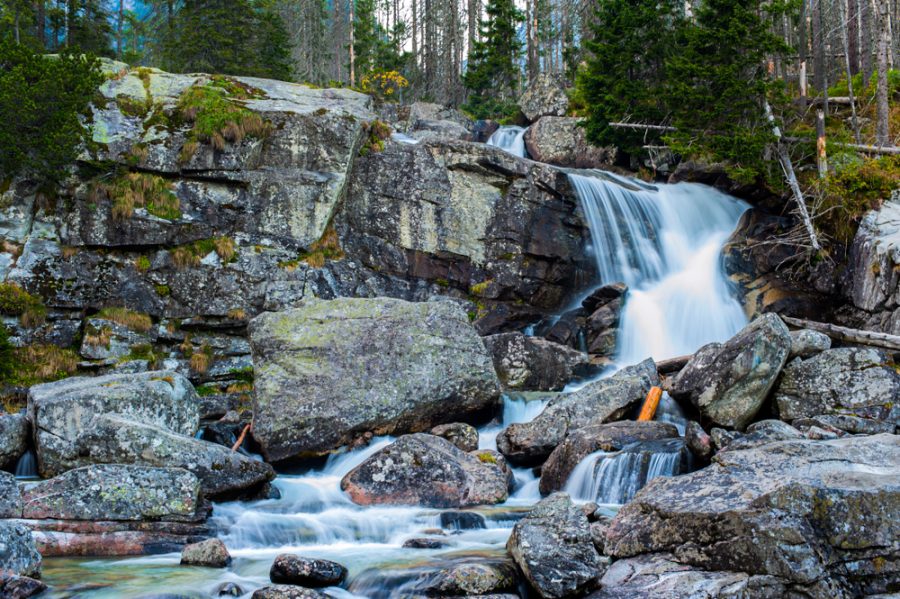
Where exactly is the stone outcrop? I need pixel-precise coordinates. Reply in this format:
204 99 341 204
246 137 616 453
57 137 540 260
409 557 518 596
180 538 231 567
0 521 41 578
507 493 604 598
848 192 900 316
249 298 500 461
775 347 900 423
483 331 589 391
670 313 791 430
524 117 616 169
429 422 479 452
0 413 28 470
788 328 831 359
605 434 900 597
27 371 199 477
518 74 569 122
497 359 658 465
341 433 509 508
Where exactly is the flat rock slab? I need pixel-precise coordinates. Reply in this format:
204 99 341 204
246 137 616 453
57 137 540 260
249 297 500 461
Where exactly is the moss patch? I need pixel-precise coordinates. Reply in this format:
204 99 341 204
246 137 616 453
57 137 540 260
0 283 46 327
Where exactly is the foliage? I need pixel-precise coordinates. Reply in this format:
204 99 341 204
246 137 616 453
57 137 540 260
0 41 102 187
0 282 45 327
4 343 78 387
102 171 182 220
96 306 153 333
359 119 392 155
462 0 523 120
361 70 409 102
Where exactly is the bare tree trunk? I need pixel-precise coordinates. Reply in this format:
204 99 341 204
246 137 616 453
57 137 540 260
860 0 874 86
36 0 46 48
349 0 356 87
812 0 826 91
839 0 862 143
874 0 891 146
116 0 123 59
847 0 859 74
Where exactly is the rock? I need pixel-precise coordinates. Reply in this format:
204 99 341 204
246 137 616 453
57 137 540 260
402 537 448 549
408 119 472 142
775 347 900 423
483 332 589 391
249 298 501 461
411 557 518 596
439 510 486 530
788 329 831 359
684 421 713 461
720 419 803 452
341 434 509 508
587 553 787 599
180 538 231 567
24 518 211 557
251 586 327 599
0 472 22 518
604 434 900 596
215 582 244 597
27 371 199 477
524 117 616 169
79 316 156 361
20 464 205 522
507 493 603 598
709 427 741 451
430 422 479 452
584 284 627 356
0 522 41 578
0 413 28 469
670 313 792 430
848 194 900 312
793 414 895 435
589 521 608 553
269 554 347 588
74 415 274 499
539 421 679 494
497 359 658 465
517 74 569 121
0 574 47 598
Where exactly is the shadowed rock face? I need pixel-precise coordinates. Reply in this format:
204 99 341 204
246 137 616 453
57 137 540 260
249 297 500 461
524 117 617 169
340 434 509 508
605 434 900 597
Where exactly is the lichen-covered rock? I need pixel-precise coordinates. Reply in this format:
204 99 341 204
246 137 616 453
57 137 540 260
252 585 328 599
539 421 679 494
0 574 47 598
340 434 509 508
409 557 518 596
0 413 28 470
180 538 231 567
0 522 41 578
848 193 900 313
20 464 205 522
78 317 156 361
497 359 658 465
429 422 479 452
524 117 616 169
269 554 347 588
788 329 831 359
775 347 900 423
793 413 895 435
517 74 569 121
27 371 199 477
483 332 589 391
507 493 604 598
249 298 501 461
670 313 791 430
74 415 274 499
604 434 900 597
684 421 713 461
0 472 22 518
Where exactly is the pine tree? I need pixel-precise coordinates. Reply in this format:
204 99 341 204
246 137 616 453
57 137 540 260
462 0 523 119
67 0 113 56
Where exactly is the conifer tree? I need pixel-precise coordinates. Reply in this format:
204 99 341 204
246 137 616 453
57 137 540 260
462 0 523 119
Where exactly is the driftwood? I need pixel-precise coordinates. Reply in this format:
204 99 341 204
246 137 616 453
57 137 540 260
781 315 900 351
231 422 252 452
637 386 663 421
655 354 692 374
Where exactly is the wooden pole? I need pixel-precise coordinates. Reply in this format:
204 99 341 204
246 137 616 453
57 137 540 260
816 109 828 178
781 315 900 351
637 387 663 421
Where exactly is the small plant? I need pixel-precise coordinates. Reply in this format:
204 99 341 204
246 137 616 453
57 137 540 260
134 255 151 272
227 308 247 321
226 381 253 394
155 284 171 297
126 343 159 367
360 70 409 102
83 324 112 348
360 120 392 155
189 343 214 374
171 237 238 268
469 279 493 297
8 344 78 386
103 172 182 221
281 227 344 270
476 451 498 465
96 307 153 333
0 283 46 327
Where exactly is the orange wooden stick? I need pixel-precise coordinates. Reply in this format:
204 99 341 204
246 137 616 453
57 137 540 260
637 386 662 421
231 422 252 452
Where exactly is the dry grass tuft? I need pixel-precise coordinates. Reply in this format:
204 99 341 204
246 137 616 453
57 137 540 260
96 307 153 333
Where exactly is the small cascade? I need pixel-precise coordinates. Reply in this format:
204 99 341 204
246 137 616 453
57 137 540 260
486 126 527 158
391 132 419 144
14 449 37 479
654 393 688 435
568 172 749 364
563 438 687 505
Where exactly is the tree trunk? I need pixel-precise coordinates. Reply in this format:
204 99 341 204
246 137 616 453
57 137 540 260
116 0 123 58
812 0 826 91
349 0 356 86
839 0 862 143
860 0 873 86
781 316 900 351
847 0 859 74
874 0 891 146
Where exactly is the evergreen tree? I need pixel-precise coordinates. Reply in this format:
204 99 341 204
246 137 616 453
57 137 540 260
67 0 113 56
462 0 523 120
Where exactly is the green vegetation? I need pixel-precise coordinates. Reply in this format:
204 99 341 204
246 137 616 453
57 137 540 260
0 331 79 388
360 120 392 155
171 237 237 268
280 227 344 270
101 172 182 221
96 307 153 333
0 282 46 327
462 0 523 120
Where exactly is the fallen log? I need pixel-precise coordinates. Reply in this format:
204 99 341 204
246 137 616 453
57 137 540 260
781 315 900 351
655 354 692 374
637 386 663 421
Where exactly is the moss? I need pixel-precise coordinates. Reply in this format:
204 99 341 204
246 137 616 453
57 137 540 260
469 279 493 297
229 366 254 384
476 451 498 464
435 278 450 288
359 119 392 155
154 284 171 297
195 383 220 397
0 283 46 327
134 255 151 272
126 343 159 366
97 307 153 333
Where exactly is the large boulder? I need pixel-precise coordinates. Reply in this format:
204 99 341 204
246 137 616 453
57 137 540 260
269 554 347 588
407 557 519 596
605 434 900 597
249 298 501 461
0 413 28 470
341 434 509 508
497 359 659 465
20 464 205 522
74 415 274 499
539 421 679 495
180 538 231 567
27 371 199 477
524 117 616 169
775 347 900 424
483 332 589 391
517 74 569 122
507 493 604 598
848 192 900 315
0 522 41 578
670 313 791 430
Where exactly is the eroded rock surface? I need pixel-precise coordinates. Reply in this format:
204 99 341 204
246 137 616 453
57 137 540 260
484 331 588 391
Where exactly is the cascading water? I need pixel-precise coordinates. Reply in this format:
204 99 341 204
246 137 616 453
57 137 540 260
486 126 527 158
14 449 37 479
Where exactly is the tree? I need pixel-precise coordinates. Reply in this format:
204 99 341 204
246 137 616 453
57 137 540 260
0 40 102 186
574 0 681 155
462 0 522 119
873 0 891 146
67 0 113 56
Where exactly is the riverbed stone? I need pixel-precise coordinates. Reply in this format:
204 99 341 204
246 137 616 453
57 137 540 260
20 464 205 522
27 371 199 477
269 554 347 588
0 522 41 578
483 332 589 391
604 434 900 597
684 421 713 461
788 329 831 359
249 298 501 461
507 492 604 598
539 421 679 494
0 472 22 518
793 413 896 435
251 586 328 599
0 574 47 598
0 413 28 470
775 347 900 423
411 557 518 595
341 433 509 508
670 313 792 430
429 422 479 452
180 538 231 567
497 359 658 465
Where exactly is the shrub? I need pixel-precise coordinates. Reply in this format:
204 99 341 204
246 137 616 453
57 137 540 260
360 70 409 102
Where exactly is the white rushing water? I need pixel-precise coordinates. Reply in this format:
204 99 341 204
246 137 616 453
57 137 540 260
568 172 749 364
486 125 527 158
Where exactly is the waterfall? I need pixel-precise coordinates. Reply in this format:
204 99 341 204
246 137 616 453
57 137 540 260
563 439 687 505
14 449 37 479
568 172 749 364
487 126 527 158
